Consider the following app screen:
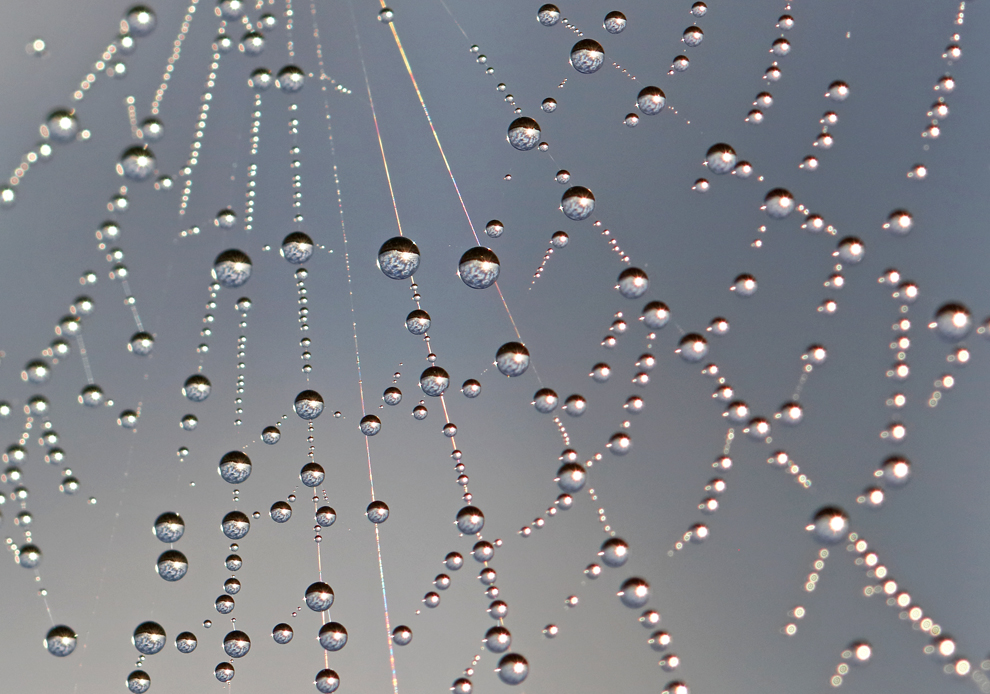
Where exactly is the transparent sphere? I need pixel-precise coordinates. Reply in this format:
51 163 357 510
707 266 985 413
154 512 185 542
45 109 78 142
541 97 557 112
683 26 704 47
810 506 849 544
261 426 281 444
387 624 412 646
224 577 241 595
600 538 630 567
305 581 335 611
45 625 78 657
225 554 243 571
294 390 325 419
412 404 428 420
272 623 293 644
383 387 403 405
533 388 559 413
880 456 911 487
778 402 804 426
537 4 561 26
365 500 390 523
127 670 151 693
604 11 627 33
223 630 251 658
826 80 850 101
570 39 605 74
617 268 649 298
731 274 758 297
79 385 105 407
642 301 671 329
175 632 197 653
270 501 292 523
884 209 913 235
485 625 512 653
18 544 42 569
763 188 795 219
934 303 972 341
133 622 166 655
445 552 464 570
771 38 791 55
550 231 569 248
556 463 587 492
563 394 587 416
281 231 314 264
507 117 541 151
23 360 51 384
125 6 156 36
561 186 595 221
218 451 252 484
405 309 431 335
555 169 571 184
156 550 187 581
485 220 504 238
677 334 708 362
119 410 139 428
377 237 421 280
496 653 529 685
459 247 501 289
318 622 348 652
671 55 690 72
211 249 252 288
360 415 382 436
836 237 865 264
316 506 337 527
378 7 394 22
248 68 273 90
214 663 235 683
456 505 485 534
276 65 305 92
691 2 707 16
300 462 326 488
240 31 265 55
495 342 530 377
420 366 450 396
706 143 737 174
215 208 237 228
637 86 666 115
118 146 156 181
140 118 163 141
221 511 251 540
618 577 651 607
217 0 245 19
452 677 473 694
608 432 632 455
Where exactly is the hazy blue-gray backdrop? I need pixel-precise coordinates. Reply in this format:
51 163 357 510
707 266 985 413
0 0 988 692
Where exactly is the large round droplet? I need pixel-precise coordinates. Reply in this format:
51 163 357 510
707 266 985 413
496 653 530 685
682 25 704 46
642 301 671 329
270 501 292 523
212 249 252 288
537 4 560 26
495 342 530 377
127 670 151 693
281 232 314 264
367 500 390 523
459 247 500 289
618 577 651 607
617 268 649 298
118 146 156 181
636 87 666 115
300 463 325 488
600 538 629 567
377 237 421 279
933 303 972 342
315 669 340 693
248 68 273 90
763 188 795 219
214 663 235 682
45 625 77 657
533 388 559 413
507 117 541 151
218 451 252 484
570 39 604 74
456 506 485 534
153 512 185 542
316 506 337 527
133 622 166 655
810 506 849 544
705 144 737 174
360 415 382 436
129 332 154 356
556 463 587 492
391 625 413 645
223 630 251 658
276 65 305 92
604 11 627 33
485 626 512 653
46 110 79 142
175 632 198 653
319 623 348 651
305 582 335 611
676 334 708 362
294 390 325 419
420 366 450 397
405 309 431 335
272 623 294 644
561 186 595 220
125 6 157 36
18 544 42 568
221 511 251 540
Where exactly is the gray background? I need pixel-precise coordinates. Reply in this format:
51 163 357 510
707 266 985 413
0 0 988 692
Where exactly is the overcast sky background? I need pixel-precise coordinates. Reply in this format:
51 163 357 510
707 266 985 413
0 0 988 693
